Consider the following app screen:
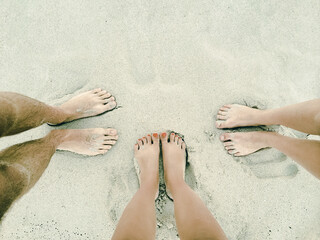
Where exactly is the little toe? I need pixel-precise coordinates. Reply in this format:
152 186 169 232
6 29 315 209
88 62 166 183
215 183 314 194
100 145 112 151
152 133 159 144
234 152 242 157
134 144 139 152
181 142 186 150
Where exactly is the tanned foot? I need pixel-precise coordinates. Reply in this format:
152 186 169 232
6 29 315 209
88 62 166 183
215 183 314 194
57 88 117 123
216 104 264 129
161 132 186 198
53 128 118 156
220 131 274 156
134 133 160 199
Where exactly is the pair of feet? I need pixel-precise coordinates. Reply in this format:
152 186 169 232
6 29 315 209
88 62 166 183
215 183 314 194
51 88 118 156
216 104 271 156
134 132 186 200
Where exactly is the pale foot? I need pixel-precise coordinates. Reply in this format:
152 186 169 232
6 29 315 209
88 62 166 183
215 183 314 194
134 133 160 199
57 88 117 123
216 104 264 129
161 132 186 199
53 128 118 156
220 131 274 156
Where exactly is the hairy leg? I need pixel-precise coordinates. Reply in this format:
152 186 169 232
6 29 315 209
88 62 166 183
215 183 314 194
0 89 117 137
216 99 320 135
0 128 118 220
112 134 159 240
161 132 227 240
220 132 320 179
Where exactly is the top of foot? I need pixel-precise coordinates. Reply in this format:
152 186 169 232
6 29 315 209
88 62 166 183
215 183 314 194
56 128 118 156
134 133 160 199
216 104 263 129
220 131 272 156
161 132 186 195
58 88 117 123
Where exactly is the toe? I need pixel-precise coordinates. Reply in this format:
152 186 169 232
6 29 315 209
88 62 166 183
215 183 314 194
219 107 229 112
174 135 179 143
217 114 228 120
97 90 107 96
228 149 237 155
142 137 147 145
100 93 112 99
223 142 233 147
220 133 232 141
225 145 235 150
223 104 232 108
170 133 175 142
181 142 186 150
104 140 117 145
152 133 159 144
178 137 182 145
105 128 117 136
218 111 227 116
234 152 242 157
160 132 167 143
104 101 117 111
98 149 108 155
104 135 118 140
92 88 102 93
104 96 115 103
146 134 152 144
216 120 227 128
137 139 143 148
134 143 139 152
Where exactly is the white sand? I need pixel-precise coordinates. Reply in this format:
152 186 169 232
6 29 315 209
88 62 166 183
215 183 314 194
0 1 320 239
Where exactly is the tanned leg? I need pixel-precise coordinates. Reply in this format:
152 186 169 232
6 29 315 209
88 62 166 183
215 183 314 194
220 132 320 179
0 128 118 220
161 132 227 240
0 88 117 137
112 133 159 240
216 99 320 135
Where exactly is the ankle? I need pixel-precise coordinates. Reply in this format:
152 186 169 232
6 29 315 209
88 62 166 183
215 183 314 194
166 177 186 194
45 129 69 147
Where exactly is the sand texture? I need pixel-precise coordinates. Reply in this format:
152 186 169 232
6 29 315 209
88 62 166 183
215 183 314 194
0 0 320 239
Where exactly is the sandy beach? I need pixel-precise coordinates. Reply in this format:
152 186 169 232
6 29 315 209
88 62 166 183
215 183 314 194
0 0 320 239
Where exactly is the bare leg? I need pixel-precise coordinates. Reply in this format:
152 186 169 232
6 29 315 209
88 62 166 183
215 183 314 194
161 133 227 240
220 132 320 179
112 133 159 240
0 89 117 137
0 128 118 220
216 99 320 135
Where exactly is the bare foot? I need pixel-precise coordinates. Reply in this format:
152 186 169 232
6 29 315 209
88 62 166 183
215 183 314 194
161 132 186 198
57 88 117 123
134 133 160 199
216 104 264 129
53 128 118 156
220 131 274 156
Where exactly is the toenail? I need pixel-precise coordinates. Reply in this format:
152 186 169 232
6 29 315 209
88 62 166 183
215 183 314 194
171 133 174 135
161 132 166 138
153 133 158 137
